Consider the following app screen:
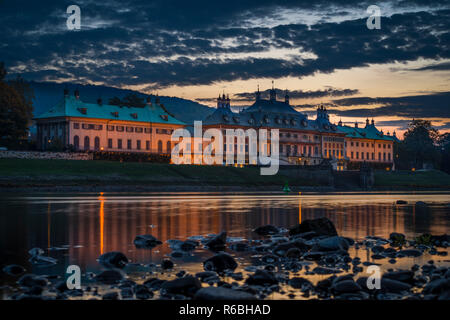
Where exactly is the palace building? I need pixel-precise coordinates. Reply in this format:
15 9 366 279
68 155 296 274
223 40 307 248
34 86 398 170
34 89 185 154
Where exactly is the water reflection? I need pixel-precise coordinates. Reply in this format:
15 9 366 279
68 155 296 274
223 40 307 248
0 192 449 288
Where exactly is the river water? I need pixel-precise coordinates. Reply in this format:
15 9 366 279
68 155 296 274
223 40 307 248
1 191 449 299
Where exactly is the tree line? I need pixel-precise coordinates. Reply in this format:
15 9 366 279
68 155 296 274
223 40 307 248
0 62 34 148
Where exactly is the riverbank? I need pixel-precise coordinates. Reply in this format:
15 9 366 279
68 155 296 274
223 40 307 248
0 159 449 192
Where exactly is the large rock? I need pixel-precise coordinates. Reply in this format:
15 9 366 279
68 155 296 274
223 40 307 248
272 239 309 256
382 270 415 284
95 270 124 284
253 225 280 236
332 280 362 293
288 277 313 290
245 270 278 286
315 236 350 252
380 278 412 293
17 274 48 288
203 253 237 273
3 264 26 276
194 287 256 300
161 276 201 297
289 217 338 237
423 278 450 295
205 232 227 250
133 235 162 249
98 251 128 269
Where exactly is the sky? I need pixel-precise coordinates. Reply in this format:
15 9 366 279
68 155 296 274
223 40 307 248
1 0 450 136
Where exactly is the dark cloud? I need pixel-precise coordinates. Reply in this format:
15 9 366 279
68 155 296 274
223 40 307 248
235 87 359 100
328 92 450 119
1 1 450 88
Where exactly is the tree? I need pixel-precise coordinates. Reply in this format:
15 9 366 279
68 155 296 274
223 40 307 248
400 120 440 169
439 133 450 174
0 63 34 142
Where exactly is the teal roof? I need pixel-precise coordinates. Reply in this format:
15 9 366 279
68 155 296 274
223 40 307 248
34 95 185 125
337 123 399 141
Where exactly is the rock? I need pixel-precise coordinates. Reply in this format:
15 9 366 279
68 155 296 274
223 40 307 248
423 278 450 295
135 285 153 299
205 232 227 250
303 251 325 260
253 225 280 236
102 292 119 300
272 239 308 256
17 274 48 288
288 277 313 290
289 217 338 237
332 280 362 293
203 253 237 273
382 270 415 284
315 236 350 251
98 251 128 269
438 290 450 300
121 287 134 299
286 248 302 259
133 235 162 249
245 270 278 286
312 267 343 275
143 278 166 290
161 276 201 297
194 287 256 300
380 278 412 293
261 254 278 264
396 200 407 204
371 245 385 254
2 264 26 276
415 201 428 207
95 270 124 284
229 242 250 252
161 259 174 270
180 240 199 251
397 249 422 258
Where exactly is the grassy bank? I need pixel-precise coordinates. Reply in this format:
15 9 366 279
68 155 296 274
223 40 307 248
0 159 449 190
374 170 450 189
0 158 311 188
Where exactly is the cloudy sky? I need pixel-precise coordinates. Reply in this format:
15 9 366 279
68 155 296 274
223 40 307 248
1 0 450 135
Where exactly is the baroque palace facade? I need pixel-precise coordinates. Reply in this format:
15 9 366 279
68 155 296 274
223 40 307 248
35 87 398 170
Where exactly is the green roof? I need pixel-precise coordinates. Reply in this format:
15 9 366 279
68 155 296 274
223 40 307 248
337 123 399 141
34 95 185 125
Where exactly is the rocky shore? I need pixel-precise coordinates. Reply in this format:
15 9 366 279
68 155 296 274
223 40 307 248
2 217 450 301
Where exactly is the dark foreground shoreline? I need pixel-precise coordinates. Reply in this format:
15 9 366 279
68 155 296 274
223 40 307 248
2 217 449 301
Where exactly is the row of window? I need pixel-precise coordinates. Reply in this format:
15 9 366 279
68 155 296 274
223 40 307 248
324 142 343 149
73 135 171 152
348 141 391 149
282 145 319 156
73 123 173 135
350 151 391 161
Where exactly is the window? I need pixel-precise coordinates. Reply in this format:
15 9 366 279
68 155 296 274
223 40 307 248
378 144 381 148
378 152 381 160
107 125 114 131
135 127 143 133
351 142 354 147
383 153 386 161
146 141 150 150
145 128 152 134
84 136 90 150
126 127 134 133
127 139 132 149
388 153 391 161
82 123 89 129
108 139 113 149
116 126 124 132
137 140 141 150
94 137 100 150
315 147 318 155
367 152 369 160
372 153 374 160
74 135 79 149
383 144 386 149
351 151 354 159
356 142 359 147
73 123 80 129
166 141 171 153
94 125 103 131
118 139 122 149
158 140 163 153
361 152 364 160
388 144 391 149
356 152 359 159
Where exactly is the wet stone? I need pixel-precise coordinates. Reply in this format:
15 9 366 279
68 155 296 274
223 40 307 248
160 276 201 297
2 264 26 276
133 235 162 249
98 251 128 269
253 225 280 236
203 253 237 273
